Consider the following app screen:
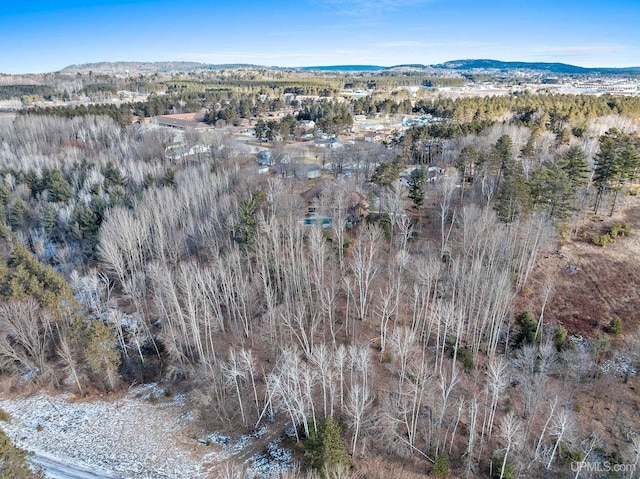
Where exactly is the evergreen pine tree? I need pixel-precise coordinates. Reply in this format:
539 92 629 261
304 416 349 476
408 167 427 208
86 320 121 390
41 204 59 238
560 146 590 189
0 429 42 478
8 200 30 231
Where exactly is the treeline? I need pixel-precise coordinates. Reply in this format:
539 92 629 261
392 94 640 168
414 93 640 130
19 104 133 128
19 78 640 145
164 78 341 96
81 83 118 96
422 77 467 87
352 95 413 116
344 74 466 90
0 75 142 102
17 92 204 127
0 85 54 101
18 90 287 128
143 73 465 96
131 92 202 118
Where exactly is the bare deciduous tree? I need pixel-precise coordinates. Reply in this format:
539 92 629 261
57 329 82 393
345 381 373 456
497 412 523 479
547 408 574 469
485 357 508 439
224 349 248 425
0 298 53 380
349 226 383 322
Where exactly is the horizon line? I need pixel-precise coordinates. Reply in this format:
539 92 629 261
3 58 640 76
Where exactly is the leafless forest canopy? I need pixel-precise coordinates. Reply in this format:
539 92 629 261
1 70 640 478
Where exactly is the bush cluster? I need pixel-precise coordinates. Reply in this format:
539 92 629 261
592 223 631 246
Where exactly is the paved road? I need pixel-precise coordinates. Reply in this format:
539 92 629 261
31 453 123 479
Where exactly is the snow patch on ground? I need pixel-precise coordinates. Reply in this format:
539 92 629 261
0 384 208 478
247 440 294 478
200 422 294 478
0 384 294 479
600 356 637 377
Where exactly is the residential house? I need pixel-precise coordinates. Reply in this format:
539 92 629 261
427 163 445 180
314 137 343 149
256 150 274 166
348 190 369 224
306 164 322 179
164 144 208 161
300 120 316 130
300 186 324 213
364 132 383 142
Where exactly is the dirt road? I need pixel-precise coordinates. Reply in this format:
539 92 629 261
32 452 122 479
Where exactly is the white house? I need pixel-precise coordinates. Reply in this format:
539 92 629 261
306 164 322 179
314 138 343 149
364 132 383 142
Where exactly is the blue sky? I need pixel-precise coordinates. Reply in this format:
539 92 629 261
1 0 639 73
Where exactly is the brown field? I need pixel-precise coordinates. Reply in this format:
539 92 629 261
520 193 640 339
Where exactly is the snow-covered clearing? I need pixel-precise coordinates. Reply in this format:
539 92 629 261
0 384 293 479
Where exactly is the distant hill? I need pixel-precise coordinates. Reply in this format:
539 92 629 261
299 64 434 72
387 64 429 70
433 59 590 74
433 59 640 75
57 59 640 76
59 62 273 74
300 61 640 75
298 65 386 72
